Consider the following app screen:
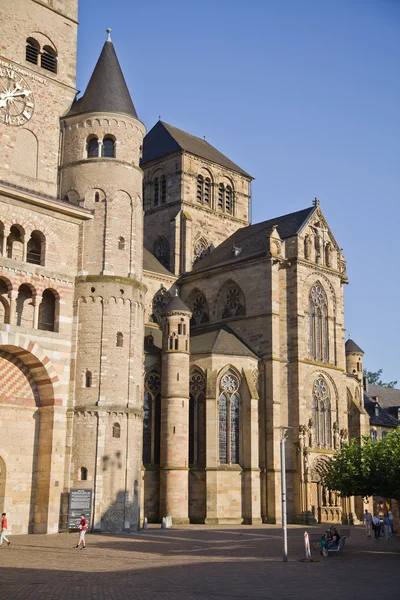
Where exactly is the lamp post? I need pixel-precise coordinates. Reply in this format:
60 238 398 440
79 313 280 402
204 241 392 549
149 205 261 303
279 426 292 562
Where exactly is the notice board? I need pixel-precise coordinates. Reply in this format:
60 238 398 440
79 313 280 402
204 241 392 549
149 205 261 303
68 489 92 530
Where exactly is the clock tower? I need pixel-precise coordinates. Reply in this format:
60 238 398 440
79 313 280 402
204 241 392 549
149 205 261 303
0 0 78 197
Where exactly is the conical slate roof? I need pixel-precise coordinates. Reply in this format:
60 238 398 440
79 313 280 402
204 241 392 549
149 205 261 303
67 37 138 118
162 293 191 314
345 338 364 354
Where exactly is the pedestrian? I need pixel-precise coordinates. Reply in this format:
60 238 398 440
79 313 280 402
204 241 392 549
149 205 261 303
363 509 372 537
74 513 88 550
383 512 392 540
372 514 381 539
0 513 11 547
388 509 394 534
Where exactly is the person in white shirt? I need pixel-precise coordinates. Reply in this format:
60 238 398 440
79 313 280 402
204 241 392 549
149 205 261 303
363 509 373 537
372 514 381 539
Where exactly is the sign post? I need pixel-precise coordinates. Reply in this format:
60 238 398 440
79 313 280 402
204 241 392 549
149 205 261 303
68 489 92 530
278 426 292 562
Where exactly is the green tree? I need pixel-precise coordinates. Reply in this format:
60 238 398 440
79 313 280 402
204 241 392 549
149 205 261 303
322 430 400 500
363 368 398 388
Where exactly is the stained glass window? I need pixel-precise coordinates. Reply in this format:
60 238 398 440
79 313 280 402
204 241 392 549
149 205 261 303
309 284 329 362
219 371 240 464
312 377 331 449
143 372 161 464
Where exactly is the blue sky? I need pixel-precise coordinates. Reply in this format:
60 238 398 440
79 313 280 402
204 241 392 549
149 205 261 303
77 0 400 383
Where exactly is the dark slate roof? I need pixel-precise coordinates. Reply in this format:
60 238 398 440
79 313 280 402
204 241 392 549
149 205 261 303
162 294 191 314
143 248 174 277
191 324 258 358
141 121 252 178
67 40 138 118
189 206 315 273
345 339 364 354
364 384 400 427
367 384 400 409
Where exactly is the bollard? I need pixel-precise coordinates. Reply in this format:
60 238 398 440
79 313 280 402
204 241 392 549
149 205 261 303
143 517 148 530
304 531 312 560
161 517 166 529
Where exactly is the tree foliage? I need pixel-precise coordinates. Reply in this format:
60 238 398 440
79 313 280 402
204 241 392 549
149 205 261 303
322 429 400 500
363 368 398 388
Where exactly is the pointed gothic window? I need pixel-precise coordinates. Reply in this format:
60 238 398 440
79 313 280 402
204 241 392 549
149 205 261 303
189 371 206 466
153 237 170 270
219 283 246 320
160 175 166 204
312 377 332 449
143 372 161 464
189 291 209 326
219 371 240 464
309 284 329 362
153 177 159 206
193 237 209 264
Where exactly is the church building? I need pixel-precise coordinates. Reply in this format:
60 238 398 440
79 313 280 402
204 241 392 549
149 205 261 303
0 0 369 533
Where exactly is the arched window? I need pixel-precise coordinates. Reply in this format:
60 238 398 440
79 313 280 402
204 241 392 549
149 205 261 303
87 137 99 158
118 236 125 250
219 370 240 464
27 231 45 265
142 372 161 464
0 279 11 325
85 370 92 388
0 221 4 256
219 283 246 319
16 284 34 328
26 38 40 65
102 136 115 158
41 45 57 73
153 236 170 271
153 177 159 207
225 186 233 214
7 225 24 261
38 289 56 332
196 175 204 203
204 177 211 206
193 237 209 264
116 332 124 347
218 184 224 211
112 423 121 439
309 283 329 362
189 371 206 466
189 290 209 326
312 377 332 449
160 175 167 204
370 429 377 442
149 286 171 325
95 192 100 203
80 467 88 481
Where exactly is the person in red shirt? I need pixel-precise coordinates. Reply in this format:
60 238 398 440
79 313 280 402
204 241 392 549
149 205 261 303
0 513 11 547
74 513 88 550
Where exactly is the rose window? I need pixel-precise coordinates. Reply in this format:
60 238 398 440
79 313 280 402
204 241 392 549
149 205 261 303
147 373 161 394
221 373 239 394
226 287 240 309
190 372 205 395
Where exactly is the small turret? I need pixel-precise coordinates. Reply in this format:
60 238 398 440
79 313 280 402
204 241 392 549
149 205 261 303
159 291 192 523
345 338 364 380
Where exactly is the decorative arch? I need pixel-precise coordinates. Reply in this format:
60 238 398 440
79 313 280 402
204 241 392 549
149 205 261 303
216 280 246 320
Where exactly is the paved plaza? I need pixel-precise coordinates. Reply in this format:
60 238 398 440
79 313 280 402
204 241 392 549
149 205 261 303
0 525 399 599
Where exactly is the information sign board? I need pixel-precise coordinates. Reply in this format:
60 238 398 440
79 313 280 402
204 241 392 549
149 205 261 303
68 489 92 530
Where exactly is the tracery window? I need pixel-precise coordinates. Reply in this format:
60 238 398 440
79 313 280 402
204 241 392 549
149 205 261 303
219 283 246 319
193 237 209 264
189 291 209 326
149 286 171 325
312 377 331 449
189 371 206 465
309 283 329 362
219 371 240 464
142 371 161 464
153 237 170 271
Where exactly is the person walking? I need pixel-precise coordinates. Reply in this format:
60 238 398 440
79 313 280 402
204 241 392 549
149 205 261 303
388 509 394 535
383 512 392 540
372 514 381 539
363 509 373 537
0 513 11 547
74 513 88 550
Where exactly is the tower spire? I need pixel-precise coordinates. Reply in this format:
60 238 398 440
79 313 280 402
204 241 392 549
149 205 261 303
106 28 112 42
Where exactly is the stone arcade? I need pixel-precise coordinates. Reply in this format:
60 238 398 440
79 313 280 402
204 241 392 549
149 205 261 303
0 0 369 533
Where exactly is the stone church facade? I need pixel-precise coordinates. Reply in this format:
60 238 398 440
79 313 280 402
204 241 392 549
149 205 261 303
0 0 369 534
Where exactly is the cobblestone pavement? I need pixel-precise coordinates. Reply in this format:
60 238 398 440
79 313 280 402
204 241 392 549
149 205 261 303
0 525 399 599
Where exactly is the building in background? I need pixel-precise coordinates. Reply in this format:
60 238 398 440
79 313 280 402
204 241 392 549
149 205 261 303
0 0 380 533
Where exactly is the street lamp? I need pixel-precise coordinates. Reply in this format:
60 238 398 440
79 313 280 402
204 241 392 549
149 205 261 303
278 425 292 562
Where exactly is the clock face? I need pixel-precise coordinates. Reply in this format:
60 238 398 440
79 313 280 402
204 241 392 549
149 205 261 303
0 68 34 126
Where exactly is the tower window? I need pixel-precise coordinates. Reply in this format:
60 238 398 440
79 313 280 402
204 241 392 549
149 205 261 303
85 370 92 388
112 423 121 439
80 467 88 481
26 38 40 65
116 332 124 347
87 137 99 158
95 192 100 202
225 186 233 214
38 289 57 332
118 237 125 250
102 136 115 158
197 175 203 203
204 177 211 206
153 177 159 207
218 184 224 211
160 175 166 204
41 46 57 73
